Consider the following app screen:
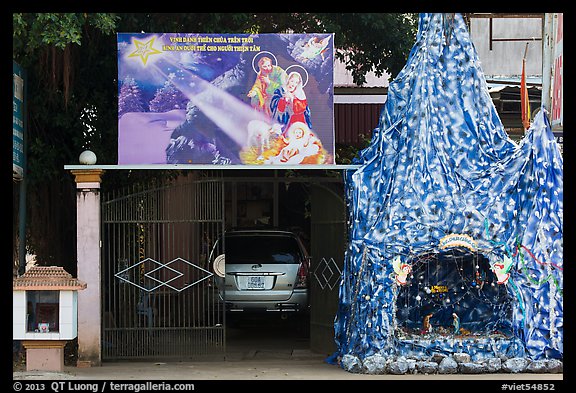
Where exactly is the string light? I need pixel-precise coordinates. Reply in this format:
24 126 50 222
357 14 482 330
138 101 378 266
394 247 513 339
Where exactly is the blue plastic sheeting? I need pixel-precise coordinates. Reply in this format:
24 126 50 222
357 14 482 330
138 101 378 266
331 13 563 367
395 336 526 361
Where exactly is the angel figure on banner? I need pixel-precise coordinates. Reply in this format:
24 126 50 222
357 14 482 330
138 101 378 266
296 35 331 63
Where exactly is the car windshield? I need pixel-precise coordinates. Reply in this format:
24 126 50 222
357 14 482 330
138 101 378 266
225 234 303 264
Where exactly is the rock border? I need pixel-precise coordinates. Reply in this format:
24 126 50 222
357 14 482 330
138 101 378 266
341 353 563 375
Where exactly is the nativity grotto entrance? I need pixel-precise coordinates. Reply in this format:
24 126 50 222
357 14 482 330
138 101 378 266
395 248 515 355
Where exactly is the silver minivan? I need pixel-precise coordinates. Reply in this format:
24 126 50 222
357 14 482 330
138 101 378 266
209 229 310 318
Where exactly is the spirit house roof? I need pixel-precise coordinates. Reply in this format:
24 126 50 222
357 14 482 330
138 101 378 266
13 266 87 291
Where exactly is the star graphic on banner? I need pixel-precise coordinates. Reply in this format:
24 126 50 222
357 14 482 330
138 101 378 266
128 37 162 65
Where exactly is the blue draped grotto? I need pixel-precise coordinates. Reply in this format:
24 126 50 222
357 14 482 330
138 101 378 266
331 13 563 369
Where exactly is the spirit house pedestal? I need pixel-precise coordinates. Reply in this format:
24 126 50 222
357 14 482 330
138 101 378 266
13 266 87 371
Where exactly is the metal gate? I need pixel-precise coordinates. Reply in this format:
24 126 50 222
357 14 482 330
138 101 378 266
309 182 346 356
101 173 226 360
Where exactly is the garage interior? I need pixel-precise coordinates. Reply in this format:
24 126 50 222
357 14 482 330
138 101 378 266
101 168 347 361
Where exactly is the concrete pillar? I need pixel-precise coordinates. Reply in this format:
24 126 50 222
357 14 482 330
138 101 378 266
71 169 105 367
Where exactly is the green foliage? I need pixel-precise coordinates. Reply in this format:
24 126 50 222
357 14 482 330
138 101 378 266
322 13 419 85
13 13 118 60
335 132 373 165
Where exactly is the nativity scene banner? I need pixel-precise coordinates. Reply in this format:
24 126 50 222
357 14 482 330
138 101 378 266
117 33 335 165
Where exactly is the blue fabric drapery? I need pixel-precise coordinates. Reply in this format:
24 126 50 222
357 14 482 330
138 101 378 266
332 13 563 367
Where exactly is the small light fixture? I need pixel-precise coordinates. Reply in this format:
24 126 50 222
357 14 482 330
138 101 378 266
79 150 97 165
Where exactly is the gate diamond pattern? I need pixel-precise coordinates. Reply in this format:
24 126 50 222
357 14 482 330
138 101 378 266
313 257 342 290
115 257 214 292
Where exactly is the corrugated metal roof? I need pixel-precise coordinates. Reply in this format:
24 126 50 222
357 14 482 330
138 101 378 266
486 75 542 89
13 266 87 291
489 85 542 93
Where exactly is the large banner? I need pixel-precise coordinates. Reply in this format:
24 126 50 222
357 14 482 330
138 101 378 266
117 33 335 165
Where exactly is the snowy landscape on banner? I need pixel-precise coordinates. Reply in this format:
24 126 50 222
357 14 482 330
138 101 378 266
117 33 335 165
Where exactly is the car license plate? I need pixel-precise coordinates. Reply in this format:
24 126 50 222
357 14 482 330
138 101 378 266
246 276 265 290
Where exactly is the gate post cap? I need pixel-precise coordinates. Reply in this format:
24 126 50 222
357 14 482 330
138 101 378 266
79 150 97 165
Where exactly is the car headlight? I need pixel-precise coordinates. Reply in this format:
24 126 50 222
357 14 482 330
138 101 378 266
213 254 225 278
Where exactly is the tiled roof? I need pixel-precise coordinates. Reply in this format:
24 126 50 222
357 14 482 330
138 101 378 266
13 266 87 291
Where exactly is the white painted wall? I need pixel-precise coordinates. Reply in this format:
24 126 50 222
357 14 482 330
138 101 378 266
334 15 544 89
470 17 543 77
334 58 390 88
